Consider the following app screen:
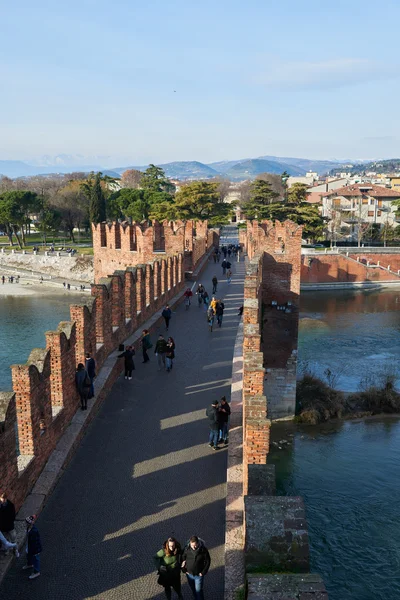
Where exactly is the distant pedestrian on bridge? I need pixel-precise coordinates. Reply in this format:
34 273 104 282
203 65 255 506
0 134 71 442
23 515 42 580
221 259 227 274
155 334 168 370
118 345 135 380
162 305 172 331
166 337 175 372
85 353 96 398
75 363 90 410
212 276 218 294
206 400 219 449
141 329 152 363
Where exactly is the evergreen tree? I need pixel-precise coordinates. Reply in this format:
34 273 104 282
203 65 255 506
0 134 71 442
85 172 106 224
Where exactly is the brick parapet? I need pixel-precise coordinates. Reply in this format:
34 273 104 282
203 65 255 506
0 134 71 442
0 249 189 511
92 220 218 282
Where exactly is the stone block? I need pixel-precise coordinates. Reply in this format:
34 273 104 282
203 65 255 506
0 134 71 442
245 496 309 573
247 573 328 599
16 494 46 521
248 464 276 496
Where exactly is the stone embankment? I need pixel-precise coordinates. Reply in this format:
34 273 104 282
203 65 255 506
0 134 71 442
0 250 94 283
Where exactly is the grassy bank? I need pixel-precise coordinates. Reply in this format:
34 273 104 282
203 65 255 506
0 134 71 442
296 371 400 424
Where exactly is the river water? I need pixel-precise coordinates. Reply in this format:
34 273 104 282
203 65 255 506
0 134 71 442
0 292 83 391
269 288 400 600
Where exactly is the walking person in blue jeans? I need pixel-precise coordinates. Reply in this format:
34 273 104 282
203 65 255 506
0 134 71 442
23 515 42 580
181 536 211 600
206 400 220 450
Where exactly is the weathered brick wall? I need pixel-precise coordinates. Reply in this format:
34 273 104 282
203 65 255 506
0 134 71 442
0 254 186 510
93 220 217 282
301 253 400 283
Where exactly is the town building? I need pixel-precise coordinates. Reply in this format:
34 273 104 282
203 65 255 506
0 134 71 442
322 183 400 242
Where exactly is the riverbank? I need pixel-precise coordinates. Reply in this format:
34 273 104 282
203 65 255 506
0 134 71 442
0 282 89 296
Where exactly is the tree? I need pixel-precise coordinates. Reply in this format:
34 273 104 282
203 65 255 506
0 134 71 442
173 181 233 225
287 183 309 205
81 173 107 224
261 202 324 240
52 180 88 242
141 164 175 195
0 191 40 247
241 179 280 219
120 169 143 189
256 173 286 199
36 206 62 246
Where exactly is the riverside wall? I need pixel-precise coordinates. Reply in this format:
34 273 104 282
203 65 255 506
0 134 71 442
0 219 219 513
225 220 328 599
0 251 94 282
301 252 400 284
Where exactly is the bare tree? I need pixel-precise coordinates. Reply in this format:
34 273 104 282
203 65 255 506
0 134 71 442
121 169 143 188
256 173 286 199
237 180 252 207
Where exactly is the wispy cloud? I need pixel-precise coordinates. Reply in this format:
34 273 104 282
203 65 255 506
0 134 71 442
253 58 400 91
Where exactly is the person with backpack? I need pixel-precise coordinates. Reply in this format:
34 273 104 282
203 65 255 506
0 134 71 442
154 537 183 600
162 305 172 331
75 363 91 410
216 301 225 327
141 329 152 363
181 535 211 600
23 515 42 580
118 345 135 380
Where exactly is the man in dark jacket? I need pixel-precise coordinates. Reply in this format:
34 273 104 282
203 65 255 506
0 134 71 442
118 345 135 380
218 396 231 445
162 305 172 330
206 400 219 450
215 301 224 328
0 492 16 545
24 515 42 579
221 259 227 274
181 536 211 600
75 363 90 410
155 335 168 370
85 353 96 398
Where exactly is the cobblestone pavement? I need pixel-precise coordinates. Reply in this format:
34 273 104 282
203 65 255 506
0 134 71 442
1 252 245 600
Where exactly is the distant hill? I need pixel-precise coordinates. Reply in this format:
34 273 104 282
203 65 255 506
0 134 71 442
258 155 342 175
330 158 400 175
223 159 304 180
112 161 219 179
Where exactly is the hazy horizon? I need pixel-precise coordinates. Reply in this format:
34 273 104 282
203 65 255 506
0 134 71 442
1 0 400 163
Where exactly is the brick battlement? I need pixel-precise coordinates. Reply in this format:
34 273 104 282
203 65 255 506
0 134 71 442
92 219 217 282
0 254 186 510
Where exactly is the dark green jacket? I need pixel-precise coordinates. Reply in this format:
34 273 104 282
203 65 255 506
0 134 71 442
154 546 182 572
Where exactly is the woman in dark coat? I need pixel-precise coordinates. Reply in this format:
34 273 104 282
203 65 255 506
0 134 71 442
75 363 90 410
118 345 135 380
165 337 175 372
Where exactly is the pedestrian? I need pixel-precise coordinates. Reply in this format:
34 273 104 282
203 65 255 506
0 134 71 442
0 492 17 548
155 334 168 371
202 290 209 311
1 275 4 284
216 249 220 263
0 530 19 557
181 536 211 600
207 306 215 332
63 281 66 287
226 268 232 284
196 284 205 306
212 251 217 264
162 305 172 330
184 287 193 308
75 363 91 410
85 352 96 399
118 345 135 380
206 400 219 449
141 329 152 363
210 296 217 312
23 515 42 580
212 276 218 294
154 537 183 600
166 337 175 372
218 396 231 445
221 259 227 275
216 300 225 327
238 305 244 317
67 283 70 290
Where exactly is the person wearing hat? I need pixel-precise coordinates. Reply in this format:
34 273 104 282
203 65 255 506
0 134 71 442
206 400 220 450
23 515 42 579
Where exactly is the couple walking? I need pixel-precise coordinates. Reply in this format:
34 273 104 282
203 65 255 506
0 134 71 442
155 535 211 600
155 334 176 371
206 396 231 449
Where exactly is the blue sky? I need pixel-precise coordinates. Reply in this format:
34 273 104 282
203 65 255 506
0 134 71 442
1 0 400 165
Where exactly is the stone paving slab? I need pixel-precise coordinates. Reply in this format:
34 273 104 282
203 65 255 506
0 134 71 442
1 243 245 600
